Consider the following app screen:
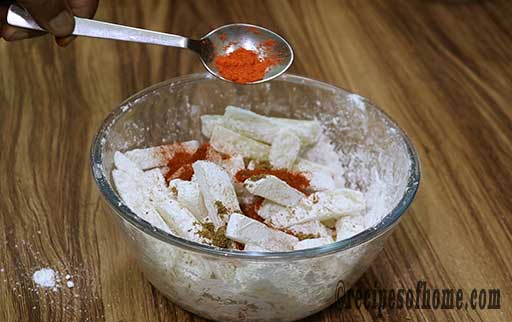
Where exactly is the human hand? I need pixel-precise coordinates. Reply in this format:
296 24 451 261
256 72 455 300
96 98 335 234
1 0 99 46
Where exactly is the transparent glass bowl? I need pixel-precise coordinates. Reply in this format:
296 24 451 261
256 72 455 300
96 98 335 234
90 73 420 322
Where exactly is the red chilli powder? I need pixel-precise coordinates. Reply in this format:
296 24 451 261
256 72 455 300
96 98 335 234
240 197 265 222
214 40 279 83
163 143 210 182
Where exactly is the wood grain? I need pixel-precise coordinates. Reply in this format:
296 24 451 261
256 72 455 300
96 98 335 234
1 1 511 321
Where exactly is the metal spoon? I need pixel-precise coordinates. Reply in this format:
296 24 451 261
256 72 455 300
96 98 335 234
6 4 293 84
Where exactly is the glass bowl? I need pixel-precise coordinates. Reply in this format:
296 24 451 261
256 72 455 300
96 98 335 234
90 73 420 322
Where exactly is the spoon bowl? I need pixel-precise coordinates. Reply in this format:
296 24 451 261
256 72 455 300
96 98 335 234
194 24 294 84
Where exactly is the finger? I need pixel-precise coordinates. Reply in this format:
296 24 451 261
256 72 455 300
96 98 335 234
2 24 44 41
68 0 99 18
17 0 75 37
55 34 75 47
53 0 99 46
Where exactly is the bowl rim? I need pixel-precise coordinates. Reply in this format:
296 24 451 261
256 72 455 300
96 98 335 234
90 72 421 260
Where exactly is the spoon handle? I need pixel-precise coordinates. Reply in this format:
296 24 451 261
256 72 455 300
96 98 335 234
6 4 189 48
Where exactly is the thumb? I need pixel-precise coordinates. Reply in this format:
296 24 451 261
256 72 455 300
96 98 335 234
17 0 75 37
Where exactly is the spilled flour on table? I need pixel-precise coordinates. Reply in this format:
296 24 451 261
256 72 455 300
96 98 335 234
32 268 56 288
1 239 79 293
32 268 77 290
1 237 110 320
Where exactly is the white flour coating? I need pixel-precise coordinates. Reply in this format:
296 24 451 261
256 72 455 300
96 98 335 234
346 94 366 111
32 268 56 288
303 133 345 187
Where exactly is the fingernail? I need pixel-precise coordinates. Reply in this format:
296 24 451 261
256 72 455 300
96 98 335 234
55 35 76 47
48 10 74 37
4 30 31 41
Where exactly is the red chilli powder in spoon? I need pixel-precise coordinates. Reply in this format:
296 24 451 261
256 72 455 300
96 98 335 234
214 40 279 83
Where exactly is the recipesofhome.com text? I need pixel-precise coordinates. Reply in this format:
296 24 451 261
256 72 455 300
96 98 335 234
335 280 501 317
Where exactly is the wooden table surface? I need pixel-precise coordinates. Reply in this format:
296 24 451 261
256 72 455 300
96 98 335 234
1 1 511 321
